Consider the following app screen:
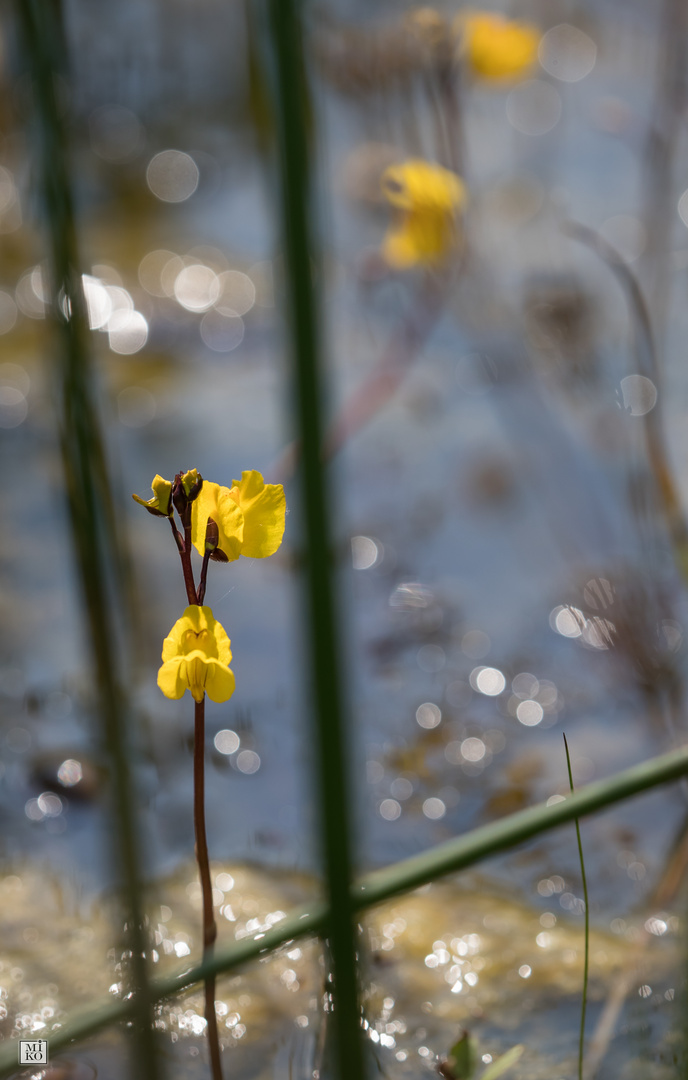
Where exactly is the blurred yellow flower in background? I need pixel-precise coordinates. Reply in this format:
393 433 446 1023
158 605 235 703
132 474 173 517
457 12 539 81
191 470 286 562
381 159 466 268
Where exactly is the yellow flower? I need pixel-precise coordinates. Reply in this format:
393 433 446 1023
157 605 235 703
381 160 466 269
190 470 286 563
132 474 173 517
456 12 540 81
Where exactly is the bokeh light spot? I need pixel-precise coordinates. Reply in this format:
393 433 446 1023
461 737 486 762
236 750 260 774
174 264 220 312
379 798 402 821
620 374 657 416
351 535 380 569
200 310 245 353
416 702 441 729
108 310 148 354
516 699 544 726
214 729 240 755
146 150 199 203
472 666 506 696
216 270 256 317
57 759 83 787
538 24 596 82
422 797 446 820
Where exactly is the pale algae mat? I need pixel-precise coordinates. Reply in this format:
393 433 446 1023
0 864 680 1078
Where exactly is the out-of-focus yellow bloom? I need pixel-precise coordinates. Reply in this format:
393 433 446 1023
157 605 235 703
381 160 466 268
457 12 539 81
191 470 286 563
132 474 173 517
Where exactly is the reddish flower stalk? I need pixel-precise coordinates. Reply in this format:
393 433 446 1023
194 697 223 1080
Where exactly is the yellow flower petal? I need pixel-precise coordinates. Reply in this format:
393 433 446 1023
191 481 244 561
191 472 285 561
157 606 235 703
132 474 173 517
204 661 236 704
157 658 187 699
184 653 209 702
228 471 286 558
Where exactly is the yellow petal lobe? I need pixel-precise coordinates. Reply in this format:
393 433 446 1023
132 474 173 516
157 659 186 699
204 662 236 704
229 471 286 558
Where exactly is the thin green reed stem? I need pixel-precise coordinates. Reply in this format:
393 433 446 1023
564 734 589 1080
1 743 685 1078
14 3 159 1077
266 1 364 1077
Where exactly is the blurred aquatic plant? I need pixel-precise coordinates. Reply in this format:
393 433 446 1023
14 0 158 1075
315 8 539 94
564 222 688 586
438 1030 524 1080
381 159 466 269
133 467 285 1080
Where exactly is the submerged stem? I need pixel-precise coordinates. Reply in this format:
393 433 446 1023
194 697 222 1080
564 733 590 1080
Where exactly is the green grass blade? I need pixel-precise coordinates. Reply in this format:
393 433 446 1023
13 3 160 1077
265 0 365 1076
480 1044 524 1080
564 734 589 1080
1 744 686 1076
356 743 688 908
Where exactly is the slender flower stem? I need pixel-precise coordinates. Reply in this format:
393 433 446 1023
197 550 212 606
170 479 220 1076
177 510 198 605
564 733 589 1080
194 697 223 1080
168 515 184 554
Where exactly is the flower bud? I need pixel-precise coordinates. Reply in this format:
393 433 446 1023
205 517 219 553
132 475 173 517
182 468 203 502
